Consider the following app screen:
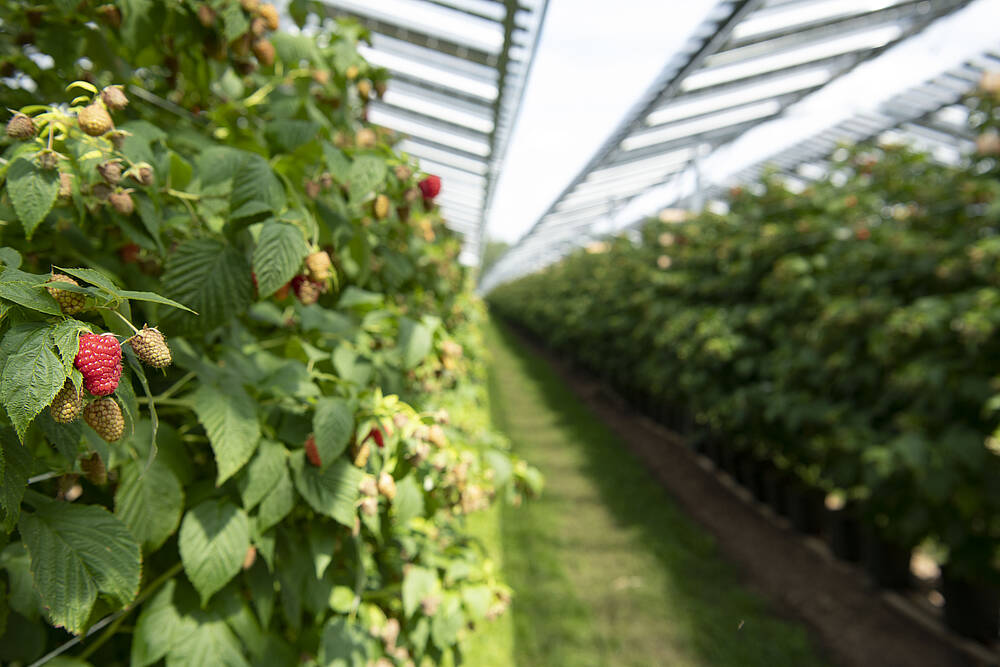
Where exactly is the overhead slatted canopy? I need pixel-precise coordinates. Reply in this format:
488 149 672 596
479 0 975 291
713 49 1000 193
315 0 549 265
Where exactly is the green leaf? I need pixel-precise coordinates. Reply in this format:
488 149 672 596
0 431 32 532
348 155 386 201
332 344 373 386
119 290 197 314
178 500 250 606
266 120 321 153
0 543 40 619
51 319 86 376
131 579 189 667
461 584 493 622
54 266 122 297
5 158 58 239
1 326 66 441
431 594 464 650
237 440 286 510
221 2 250 42
167 610 249 667
318 617 367 667
336 286 383 310
322 143 351 183
0 267 63 315
115 457 184 551
290 453 363 526
19 496 141 634
252 222 309 297
398 317 433 369
312 397 354 469
230 154 286 221
391 474 424 526
190 384 260 485
163 240 251 332
244 559 275 628
402 566 439 618
0 247 22 268
256 466 295 533
120 0 157 54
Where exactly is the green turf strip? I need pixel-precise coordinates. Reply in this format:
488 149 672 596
485 319 829 667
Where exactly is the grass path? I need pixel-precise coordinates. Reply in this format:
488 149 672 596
485 319 829 667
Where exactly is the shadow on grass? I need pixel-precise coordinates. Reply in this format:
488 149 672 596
486 318 829 667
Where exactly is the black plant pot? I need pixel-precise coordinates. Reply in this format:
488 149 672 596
787 482 825 534
942 568 1000 642
862 527 911 589
826 506 863 562
762 467 790 516
721 448 744 479
704 439 723 467
738 457 767 500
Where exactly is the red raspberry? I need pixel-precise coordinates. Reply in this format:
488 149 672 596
418 175 441 200
74 333 122 396
305 434 321 467
365 427 385 448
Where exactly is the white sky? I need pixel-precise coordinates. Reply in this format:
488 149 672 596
485 0 717 243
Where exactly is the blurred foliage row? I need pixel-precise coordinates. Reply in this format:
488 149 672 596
490 81 1000 582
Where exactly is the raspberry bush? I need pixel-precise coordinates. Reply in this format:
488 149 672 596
0 2 539 665
490 81 1000 585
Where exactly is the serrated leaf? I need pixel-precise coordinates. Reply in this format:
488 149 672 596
119 290 197 314
348 155 387 201
6 158 58 239
402 566 439 618
51 319 86 376
0 267 63 315
163 239 251 332
230 154 286 221
115 457 184 551
1 327 66 441
237 440 286 510
131 579 189 667
256 466 295 533
312 397 354 470
318 617 367 667
398 317 433 369
179 500 249 606
19 495 141 634
252 222 309 297
0 430 32 532
190 384 260 485
290 453 363 527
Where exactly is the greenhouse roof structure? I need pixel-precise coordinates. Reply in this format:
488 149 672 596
316 0 550 265
479 0 983 291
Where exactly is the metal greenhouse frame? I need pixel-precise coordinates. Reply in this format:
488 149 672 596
478 0 980 291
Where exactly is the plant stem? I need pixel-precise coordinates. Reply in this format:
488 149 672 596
77 561 185 661
27 471 62 485
155 371 196 401
108 309 141 335
30 561 184 666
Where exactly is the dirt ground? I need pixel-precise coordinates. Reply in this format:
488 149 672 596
507 327 993 667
